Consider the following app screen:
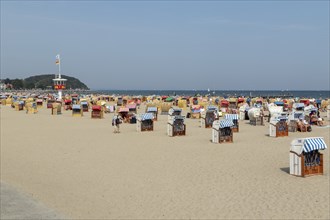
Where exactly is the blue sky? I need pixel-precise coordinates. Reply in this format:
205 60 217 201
1 1 329 90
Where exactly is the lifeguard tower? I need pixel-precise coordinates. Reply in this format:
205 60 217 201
52 54 67 100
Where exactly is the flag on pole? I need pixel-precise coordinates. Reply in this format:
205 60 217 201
55 54 60 65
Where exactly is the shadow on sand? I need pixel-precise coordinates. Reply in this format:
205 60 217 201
280 167 290 174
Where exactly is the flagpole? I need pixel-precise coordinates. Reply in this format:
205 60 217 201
58 55 61 79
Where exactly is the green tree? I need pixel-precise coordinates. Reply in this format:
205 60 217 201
11 79 24 89
24 81 35 89
4 78 11 84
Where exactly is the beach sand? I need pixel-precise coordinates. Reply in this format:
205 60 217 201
1 104 329 219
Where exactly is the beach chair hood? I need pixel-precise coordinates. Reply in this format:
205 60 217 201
92 105 101 111
147 107 158 112
118 107 129 113
290 137 327 155
169 107 182 115
293 103 305 110
213 119 234 129
72 104 81 110
224 114 239 121
126 103 137 109
138 113 154 121
207 105 218 111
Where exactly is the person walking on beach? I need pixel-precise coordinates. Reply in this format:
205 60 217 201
112 115 122 133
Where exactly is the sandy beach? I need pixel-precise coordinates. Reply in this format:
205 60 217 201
1 104 329 219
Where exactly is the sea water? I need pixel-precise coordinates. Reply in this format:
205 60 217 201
87 90 330 99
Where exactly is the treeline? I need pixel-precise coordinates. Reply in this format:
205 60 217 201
1 74 89 90
2 78 28 89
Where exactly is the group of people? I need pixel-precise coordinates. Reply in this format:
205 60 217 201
310 111 324 126
297 117 312 132
297 111 324 132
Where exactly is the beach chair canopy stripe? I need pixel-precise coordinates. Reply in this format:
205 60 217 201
219 119 234 128
147 107 158 112
64 100 72 103
36 99 43 102
80 101 88 105
303 138 327 153
141 113 154 120
72 104 81 109
19 101 25 105
224 114 239 121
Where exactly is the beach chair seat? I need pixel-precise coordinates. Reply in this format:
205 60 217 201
288 120 298 132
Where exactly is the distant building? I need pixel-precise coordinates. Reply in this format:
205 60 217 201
0 83 13 90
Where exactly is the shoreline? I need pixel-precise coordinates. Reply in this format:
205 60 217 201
1 89 330 99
